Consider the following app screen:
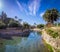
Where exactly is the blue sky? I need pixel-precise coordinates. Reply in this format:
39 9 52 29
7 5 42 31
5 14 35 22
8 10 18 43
0 0 60 25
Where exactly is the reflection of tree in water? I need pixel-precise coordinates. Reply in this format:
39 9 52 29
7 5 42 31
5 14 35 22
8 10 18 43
0 39 5 52
5 32 50 52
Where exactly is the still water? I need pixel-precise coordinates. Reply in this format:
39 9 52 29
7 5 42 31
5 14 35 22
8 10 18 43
0 31 49 52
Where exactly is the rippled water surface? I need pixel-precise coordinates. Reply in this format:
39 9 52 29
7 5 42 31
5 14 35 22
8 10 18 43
0 32 49 52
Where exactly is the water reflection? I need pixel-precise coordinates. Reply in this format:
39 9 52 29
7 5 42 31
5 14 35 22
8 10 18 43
5 32 49 52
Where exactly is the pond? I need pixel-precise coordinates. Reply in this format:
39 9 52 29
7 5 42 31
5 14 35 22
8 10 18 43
0 31 50 52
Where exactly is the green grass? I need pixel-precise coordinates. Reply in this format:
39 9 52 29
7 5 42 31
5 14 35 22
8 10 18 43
43 40 54 52
46 28 59 38
46 44 53 52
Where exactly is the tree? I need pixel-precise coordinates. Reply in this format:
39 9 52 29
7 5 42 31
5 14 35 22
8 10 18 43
0 11 8 25
54 23 60 26
37 24 44 28
0 11 23 28
43 8 59 24
23 22 30 29
8 19 20 27
1 11 7 20
0 11 11 26
0 20 6 29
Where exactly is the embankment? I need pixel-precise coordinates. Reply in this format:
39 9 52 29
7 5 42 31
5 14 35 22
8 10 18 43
42 29 60 51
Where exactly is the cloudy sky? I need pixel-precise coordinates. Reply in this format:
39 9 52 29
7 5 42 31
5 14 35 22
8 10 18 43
0 0 60 25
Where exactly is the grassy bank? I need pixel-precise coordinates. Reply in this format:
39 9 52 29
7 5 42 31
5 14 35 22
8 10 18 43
46 43 54 52
43 40 54 52
45 28 59 38
42 27 60 52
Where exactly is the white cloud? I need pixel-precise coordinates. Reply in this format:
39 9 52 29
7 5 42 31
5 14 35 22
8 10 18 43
16 0 24 12
28 0 41 15
16 0 28 15
16 0 41 16
40 12 44 17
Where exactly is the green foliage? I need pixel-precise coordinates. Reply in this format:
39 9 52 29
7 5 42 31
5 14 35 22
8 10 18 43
58 23 60 26
46 43 53 52
0 21 6 29
0 11 31 29
8 20 20 27
54 23 60 26
1 11 7 20
23 22 30 29
52 32 58 38
43 8 59 24
0 11 23 28
37 24 44 28
44 40 54 52
46 29 59 38
0 11 11 26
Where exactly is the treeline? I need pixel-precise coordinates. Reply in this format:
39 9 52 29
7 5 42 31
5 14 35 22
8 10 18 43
37 24 44 29
0 11 30 29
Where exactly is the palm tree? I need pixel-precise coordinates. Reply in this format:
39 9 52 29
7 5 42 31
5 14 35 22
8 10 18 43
43 8 59 25
1 11 7 20
0 11 8 25
15 16 18 20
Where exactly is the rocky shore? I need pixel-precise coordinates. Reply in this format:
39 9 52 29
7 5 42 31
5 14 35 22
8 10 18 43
42 29 60 52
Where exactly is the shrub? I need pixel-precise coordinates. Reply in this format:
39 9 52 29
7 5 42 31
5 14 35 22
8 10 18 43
52 32 58 38
0 21 6 29
37 24 44 29
8 20 20 27
46 29 59 38
23 22 30 29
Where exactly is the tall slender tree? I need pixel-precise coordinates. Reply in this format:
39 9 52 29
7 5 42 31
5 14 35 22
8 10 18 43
1 11 7 20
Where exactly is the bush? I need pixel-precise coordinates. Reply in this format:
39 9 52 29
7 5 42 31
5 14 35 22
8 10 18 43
8 20 20 27
37 24 44 28
8 22 19 27
46 29 59 38
0 21 6 29
52 32 58 38
47 29 53 34
23 22 30 29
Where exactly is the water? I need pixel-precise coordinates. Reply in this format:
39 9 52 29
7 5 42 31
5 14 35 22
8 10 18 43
0 31 49 52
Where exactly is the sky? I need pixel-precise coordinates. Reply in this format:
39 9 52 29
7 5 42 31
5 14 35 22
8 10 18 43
0 0 60 25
